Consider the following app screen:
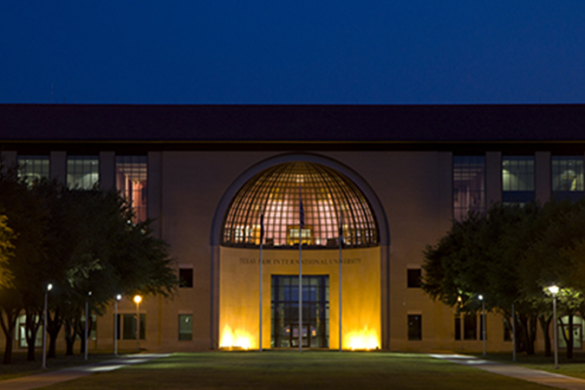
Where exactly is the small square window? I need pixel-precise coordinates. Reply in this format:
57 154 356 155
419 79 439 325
407 269 422 288
179 268 193 288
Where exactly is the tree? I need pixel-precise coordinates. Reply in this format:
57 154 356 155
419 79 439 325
0 215 17 364
0 165 178 363
423 202 546 355
424 198 585 357
0 168 49 362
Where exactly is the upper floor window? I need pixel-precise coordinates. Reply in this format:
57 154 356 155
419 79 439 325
552 156 584 201
453 156 485 221
67 156 99 189
17 155 49 185
502 156 534 205
116 156 148 223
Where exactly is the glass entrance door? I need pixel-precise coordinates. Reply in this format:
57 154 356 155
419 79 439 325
271 275 329 348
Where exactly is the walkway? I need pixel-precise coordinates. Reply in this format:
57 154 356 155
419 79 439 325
431 354 585 390
1 353 169 390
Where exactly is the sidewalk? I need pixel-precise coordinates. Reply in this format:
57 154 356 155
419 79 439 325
1 353 169 390
431 354 585 390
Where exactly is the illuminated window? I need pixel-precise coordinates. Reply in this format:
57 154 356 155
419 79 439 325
408 315 422 340
178 314 193 341
502 156 534 204
271 275 329 348
453 156 485 221
222 162 378 248
552 156 584 201
67 156 99 189
116 156 147 223
17 155 50 185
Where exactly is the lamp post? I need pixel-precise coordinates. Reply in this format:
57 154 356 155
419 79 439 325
85 291 92 361
133 295 142 352
479 295 486 356
548 285 559 369
114 294 122 356
42 283 53 369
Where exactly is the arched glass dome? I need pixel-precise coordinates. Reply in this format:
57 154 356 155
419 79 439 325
221 162 379 248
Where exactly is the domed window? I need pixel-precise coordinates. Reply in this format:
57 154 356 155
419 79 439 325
221 162 379 248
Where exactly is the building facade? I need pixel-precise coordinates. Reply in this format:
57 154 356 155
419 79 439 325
2 104 585 353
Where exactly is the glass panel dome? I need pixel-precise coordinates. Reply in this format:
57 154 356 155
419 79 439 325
221 162 379 248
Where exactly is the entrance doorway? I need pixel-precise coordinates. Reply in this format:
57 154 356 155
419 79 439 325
271 275 329 348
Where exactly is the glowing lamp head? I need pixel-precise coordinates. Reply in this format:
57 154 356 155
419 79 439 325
47 283 53 292
548 285 559 295
478 295 483 301
116 294 122 301
133 295 142 304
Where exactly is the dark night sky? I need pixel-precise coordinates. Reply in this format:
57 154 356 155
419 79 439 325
1 1 584 104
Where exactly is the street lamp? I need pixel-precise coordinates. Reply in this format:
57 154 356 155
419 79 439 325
479 295 486 356
114 294 122 356
133 295 142 352
42 283 53 369
85 291 92 361
548 285 559 369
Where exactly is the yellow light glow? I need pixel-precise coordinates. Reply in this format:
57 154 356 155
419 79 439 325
219 325 253 350
133 295 142 304
346 327 379 351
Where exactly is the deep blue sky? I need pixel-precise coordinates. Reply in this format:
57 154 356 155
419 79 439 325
1 1 584 104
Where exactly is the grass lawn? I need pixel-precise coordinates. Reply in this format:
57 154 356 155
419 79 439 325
33 351 555 390
474 351 585 380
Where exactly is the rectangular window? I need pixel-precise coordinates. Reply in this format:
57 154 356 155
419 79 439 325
552 156 584 201
116 156 148 223
179 268 194 288
504 319 512 342
67 156 99 189
17 155 50 184
122 313 145 340
178 314 193 341
502 156 534 204
453 156 486 221
463 314 477 340
455 316 461 340
408 315 422 340
407 269 422 288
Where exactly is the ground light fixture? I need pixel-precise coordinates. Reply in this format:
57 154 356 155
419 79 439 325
548 285 559 369
479 295 486 356
114 294 122 356
42 283 53 369
134 295 142 351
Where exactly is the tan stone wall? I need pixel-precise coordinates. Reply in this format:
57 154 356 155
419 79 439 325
86 150 521 354
219 246 381 350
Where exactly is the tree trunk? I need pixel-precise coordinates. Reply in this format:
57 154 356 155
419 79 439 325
77 316 93 354
0 307 19 364
527 315 537 355
538 315 552 357
24 308 42 362
64 318 76 356
47 309 63 359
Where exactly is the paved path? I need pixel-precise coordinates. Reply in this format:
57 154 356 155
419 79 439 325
431 354 585 390
1 353 169 390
